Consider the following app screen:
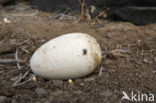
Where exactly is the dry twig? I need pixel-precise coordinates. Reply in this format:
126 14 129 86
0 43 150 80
13 74 36 87
15 49 21 69
12 39 29 46
12 70 30 86
0 59 22 64
98 67 104 78
79 0 86 20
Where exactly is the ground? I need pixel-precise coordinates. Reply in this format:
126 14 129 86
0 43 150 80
0 3 156 103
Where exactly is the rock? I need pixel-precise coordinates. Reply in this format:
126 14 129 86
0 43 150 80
30 0 78 12
35 88 48 98
0 96 7 103
108 6 156 25
84 77 96 82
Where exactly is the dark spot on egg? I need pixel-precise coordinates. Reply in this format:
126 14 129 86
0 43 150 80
83 49 87 55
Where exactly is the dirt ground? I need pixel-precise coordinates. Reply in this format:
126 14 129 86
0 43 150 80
0 3 156 103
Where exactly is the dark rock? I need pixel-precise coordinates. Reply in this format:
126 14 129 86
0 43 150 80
0 0 10 4
35 88 48 98
0 0 15 5
109 6 156 25
29 0 80 12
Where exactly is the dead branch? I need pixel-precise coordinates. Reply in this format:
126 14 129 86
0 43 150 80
84 3 91 23
21 48 29 53
110 49 130 57
4 68 28 75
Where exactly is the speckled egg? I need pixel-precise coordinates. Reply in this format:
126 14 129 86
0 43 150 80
30 33 101 80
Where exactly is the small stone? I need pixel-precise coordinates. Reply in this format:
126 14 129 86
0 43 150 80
96 23 104 29
73 90 82 95
53 80 63 86
106 33 112 38
143 58 150 64
0 96 7 103
11 100 17 103
80 83 85 86
44 101 50 103
103 90 112 97
122 47 130 50
9 39 16 44
35 88 48 98
153 58 156 63
84 77 95 82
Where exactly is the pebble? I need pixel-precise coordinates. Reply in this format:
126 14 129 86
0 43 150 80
84 77 96 82
9 39 16 44
154 58 156 63
52 90 63 96
0 96 7 103
44 101 50 103
35 88 48 98
53 80 63 86
96 23 104 29
143 58 150 64
80 83 85 86
103 90 112 97
106 33 112 38
122 47 130 50
11 100 17 103
73 90 82 95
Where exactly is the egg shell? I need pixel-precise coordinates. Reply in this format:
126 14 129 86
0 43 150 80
30 33 101 80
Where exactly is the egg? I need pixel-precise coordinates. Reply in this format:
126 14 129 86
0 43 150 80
30 33 101 80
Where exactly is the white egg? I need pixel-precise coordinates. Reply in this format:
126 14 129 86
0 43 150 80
30 33 101 80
